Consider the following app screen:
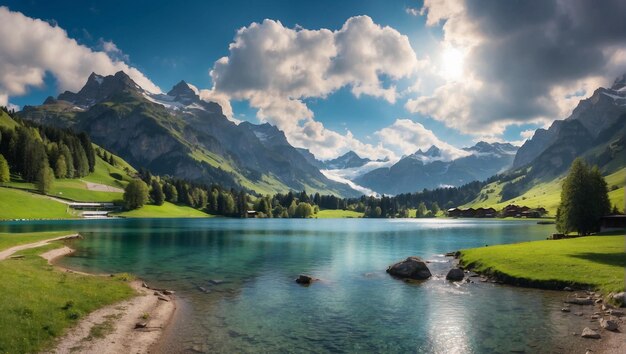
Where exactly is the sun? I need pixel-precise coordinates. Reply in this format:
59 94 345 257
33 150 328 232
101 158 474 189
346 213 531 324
441 46 465 81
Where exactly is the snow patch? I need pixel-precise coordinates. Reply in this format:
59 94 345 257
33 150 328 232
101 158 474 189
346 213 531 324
321 170 379 197
601 91 626 101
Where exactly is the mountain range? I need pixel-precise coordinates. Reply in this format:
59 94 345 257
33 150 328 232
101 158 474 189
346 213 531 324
15 71 626 199
353 142 518 195
19 72 359 197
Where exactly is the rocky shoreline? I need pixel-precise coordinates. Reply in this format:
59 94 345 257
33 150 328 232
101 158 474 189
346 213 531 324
441 253 626 353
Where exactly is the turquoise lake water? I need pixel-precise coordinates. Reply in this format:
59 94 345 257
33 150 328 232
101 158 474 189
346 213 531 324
0 218 593 353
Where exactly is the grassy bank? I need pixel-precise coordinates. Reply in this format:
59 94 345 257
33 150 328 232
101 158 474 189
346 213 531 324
0 232 135 353
460 232 626 294
0 231 74 250
113 202 212 218
315 209 363 218
0 187 73 220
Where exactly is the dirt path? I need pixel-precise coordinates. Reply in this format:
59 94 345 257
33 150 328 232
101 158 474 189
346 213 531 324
1 234 177 353
0 234 81 260
48 280 176 354
82 180 124 193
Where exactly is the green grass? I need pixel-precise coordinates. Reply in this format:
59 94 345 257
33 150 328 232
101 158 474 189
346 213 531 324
0 238 135 353
464 167 625 214
113 202 211 218
0 187 73 220
0 231 74 250
315 209 363 218
460 233 626 294
49 180 123 203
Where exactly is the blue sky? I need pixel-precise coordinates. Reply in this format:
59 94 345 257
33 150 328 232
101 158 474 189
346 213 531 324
1 0 623 160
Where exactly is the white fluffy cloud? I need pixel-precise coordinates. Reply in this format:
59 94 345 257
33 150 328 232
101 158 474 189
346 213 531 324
407 0 626 136
0 6 160 105
375 119 470 160
208 16 419 159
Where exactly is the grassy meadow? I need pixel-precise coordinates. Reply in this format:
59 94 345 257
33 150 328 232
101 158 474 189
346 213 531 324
0 233 135 353
0 187 73 220
315 209 363 218
460 232 626 294
113 201 212 218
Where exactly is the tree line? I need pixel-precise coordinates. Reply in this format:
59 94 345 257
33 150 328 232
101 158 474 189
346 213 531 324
0 108 95 193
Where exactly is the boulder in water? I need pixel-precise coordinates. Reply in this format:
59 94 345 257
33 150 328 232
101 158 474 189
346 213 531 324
386 257 432 280
446 268 465 281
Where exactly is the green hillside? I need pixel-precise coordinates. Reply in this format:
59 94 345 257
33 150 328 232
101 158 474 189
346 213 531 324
0 110 18 129
463 167 625 214
0 188 73 220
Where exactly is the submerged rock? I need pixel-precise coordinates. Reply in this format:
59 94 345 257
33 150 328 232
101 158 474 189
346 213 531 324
581 327 601 339
565 297 594 305
446 268 465 281
386 257 432 280
295 274 315 285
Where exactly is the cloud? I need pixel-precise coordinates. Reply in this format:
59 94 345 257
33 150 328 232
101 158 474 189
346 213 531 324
520 129 535 140
208 16 419 159
405 7 420 17
0 6 160 103
408 0 626 135
375 119 470 160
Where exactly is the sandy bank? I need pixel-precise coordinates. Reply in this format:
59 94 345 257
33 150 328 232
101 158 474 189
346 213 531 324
0 234 81 260
48 280 176 354
1 234 177 354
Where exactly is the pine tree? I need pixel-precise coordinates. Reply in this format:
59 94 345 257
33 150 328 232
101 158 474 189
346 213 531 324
54 155 67 179
416 202 427 218
164 183 178 203
36 165 54 194
0 153 9 183
556 158 611 235
150 180 165 206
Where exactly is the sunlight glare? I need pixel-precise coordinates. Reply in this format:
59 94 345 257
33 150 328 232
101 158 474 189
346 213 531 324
441 46 464 81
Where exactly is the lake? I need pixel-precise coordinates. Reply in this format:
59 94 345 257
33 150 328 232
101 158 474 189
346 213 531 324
0 218 592 353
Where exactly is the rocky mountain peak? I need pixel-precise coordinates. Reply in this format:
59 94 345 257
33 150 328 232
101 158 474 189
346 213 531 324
57 70 141 107
167 80 200 105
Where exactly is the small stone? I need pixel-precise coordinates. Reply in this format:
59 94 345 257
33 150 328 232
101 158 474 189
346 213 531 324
141 282 148 288
611 292 625 306
153 291 163 296
561 308 571 313
563 287 573 291
135 322 148 329
157 295 169 302
581 327 601 339
575 312 584 316
591 315 599 319
600 319 618 331
163 290 175 295
594 298 602 304
608 309 624 317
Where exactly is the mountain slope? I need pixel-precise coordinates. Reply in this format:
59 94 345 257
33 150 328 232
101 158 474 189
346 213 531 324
18 72 359 197
514 74 626 169
355 142 517 195
465 74 626 212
